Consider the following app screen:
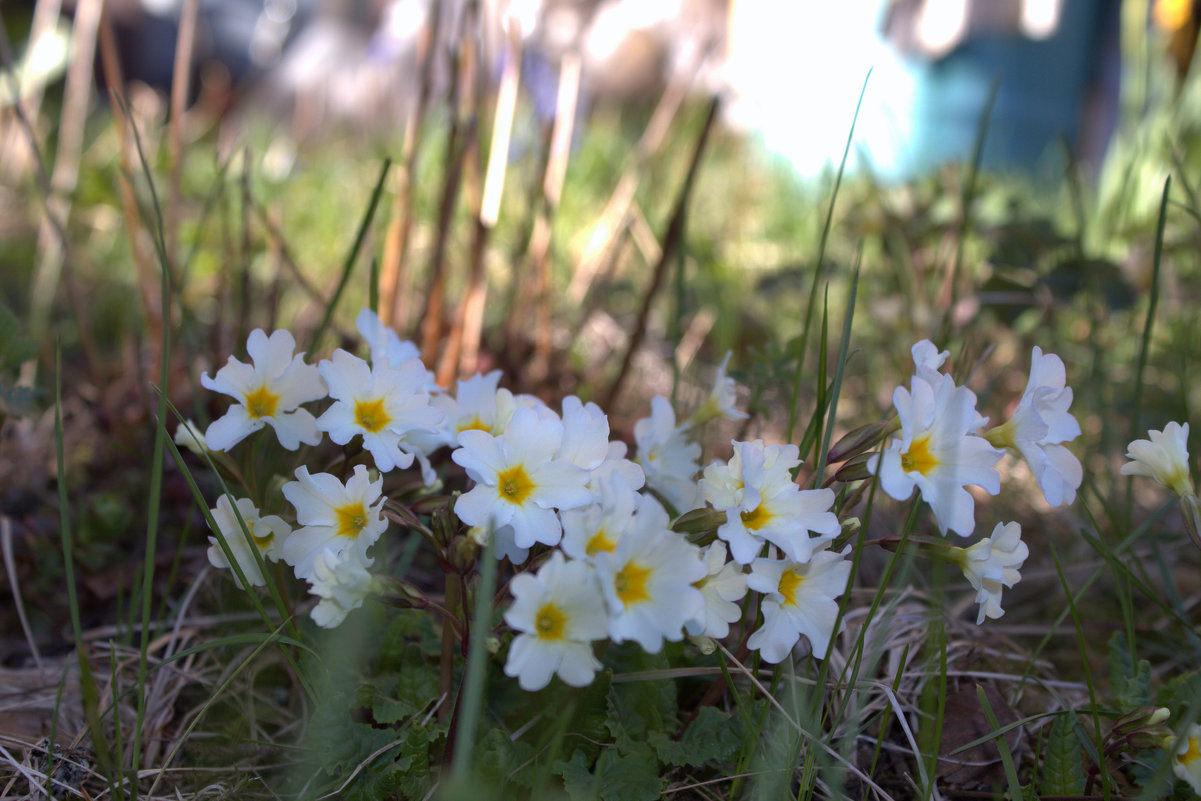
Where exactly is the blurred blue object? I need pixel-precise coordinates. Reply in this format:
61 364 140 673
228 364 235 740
726 0 1121 182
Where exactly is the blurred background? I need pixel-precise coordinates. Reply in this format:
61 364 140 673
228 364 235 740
6 0 1189 183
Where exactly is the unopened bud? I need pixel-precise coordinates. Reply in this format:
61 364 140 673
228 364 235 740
449 534 480 572
431 502 458 546
672 507 726 538
828 419 894 464
688 634 716 655
412 494 454 516
371 575 429 610
831 453 875 484
840 517 861 538
1110 706 1175 752
1181 493 1201 553
486 635 501 655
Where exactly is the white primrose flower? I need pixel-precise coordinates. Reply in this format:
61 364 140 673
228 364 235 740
987 346 1083 506
452 406 593 549
307 548 374 628
689 351 749 425
950 521 1028 624
746 545 851 662
355 308 440 393
315 349 444 473
700 439 839 564
911 339 950 385
206 495 291 589
1121 421 1193 498
503 551 609 690
685 540 748 640
1173 722 1201 796
201 328 326 451
635 395 703 513
281 465 388 579
437 370 506 442
868 372 1003 537
560 473 641 561
593 497 706 652
560 396 646 493
174 419 209 456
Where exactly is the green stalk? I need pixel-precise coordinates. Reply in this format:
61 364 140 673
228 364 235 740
1050 542 1111 799
786 69 870 443
450 526 499 781
55 349 119 796
1126 176 1170 521
310 158 393 354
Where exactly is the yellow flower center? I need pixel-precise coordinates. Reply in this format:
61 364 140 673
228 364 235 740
248 521 274 551
1181 735 1201 767
614 561 652 605
457 417 491 434
585 528 616 556
244 385 280 419
496 465 535 505
900 434 939 475
740 503 771 532
354 397 391 433
534 602 567 640
335 502 370 538
778 568 805 607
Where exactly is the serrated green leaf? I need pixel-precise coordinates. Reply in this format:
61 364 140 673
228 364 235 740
1040 712 1084 796
1107 632 1151 710
648 705 742 767
595 749 661 801
474 727 537 791
555 749 599 801
605 646 677 755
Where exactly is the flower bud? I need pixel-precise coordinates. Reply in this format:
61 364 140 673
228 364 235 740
371 575 429 610
1182 493 1201 553
828 419 894 464
449 534 480 572
831 453 875 484
671 507 726 537
688 634 717 655
1109 706 1175 751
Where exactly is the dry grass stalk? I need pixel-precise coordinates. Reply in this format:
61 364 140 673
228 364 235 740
602 97 720 411
0 0 63 181
166 0 201 284
438 19 524 383
564 58 701 306
378 0 442 331
419 7 477 367
27 0 102 347
96 11 165 356
525 50 581 385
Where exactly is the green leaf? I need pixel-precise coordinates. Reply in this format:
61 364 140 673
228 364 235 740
604 646 677 756
648 705 742 768
474 727 537 791
0 300 36 371
1107 632 1151 710
556 749 599 801
1040 712 1084 797
594 749 662 801
368 647 440 724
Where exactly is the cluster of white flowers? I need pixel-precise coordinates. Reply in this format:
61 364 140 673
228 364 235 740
446 366 850 687
191 319 1089 692
865 340 1085 623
